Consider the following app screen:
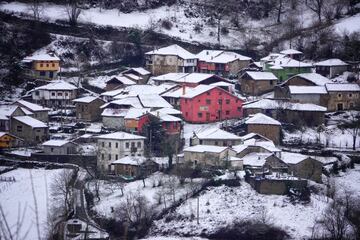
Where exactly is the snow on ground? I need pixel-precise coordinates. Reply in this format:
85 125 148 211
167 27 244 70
9 148 42 157
334 164 360 198
283 125 360 150
0 168 71 240
89 172 204 219
86 75 109 89
149 181 329 240
335 13 360 34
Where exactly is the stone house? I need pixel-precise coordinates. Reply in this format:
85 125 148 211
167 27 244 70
101 108 128 130
280 152 323 183
111 156 146 177
286 86 329 107
42 140 77 155
152 72 229 87
0 105 27 132
145 44 198 76
183 145 236 167
191 127 242 146
31 80 78 108
73 96 106 122
245 113 281 145
325 83 360 111
121 67 151 84
239 71 278 96
241 152 288 173
16 100 50 123
314 59 349 78
228 156 244 170
105 75 136 91
10 116 48 145
96 131 146 172
196 50 252 77
243 99 327 126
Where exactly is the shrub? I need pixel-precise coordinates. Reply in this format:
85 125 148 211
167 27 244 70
193 23 202 33
221 26 229 36
161 19 173 30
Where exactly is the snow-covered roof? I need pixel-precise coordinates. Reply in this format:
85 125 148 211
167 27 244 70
261 53 284 62
21 107 33 116
34 80 78 91
101 88 125 97
242 152 273 167
245 113 281 126
123 67 150 76
269 57 312 68
325 83 360 92
245 71 278 80
288 73 331 86
181 85 216 99
101 108 128 117
72 96 102 104
124 108 150 119
280 152 311 165
138 94 173 108
183 145 228 153
289 86 328 94
152 72 223 84
314 59 348 66
42 139 72 147
280 49 303 55
123 73 142 81
196 50 224 62
207 51 251 63
111 156 147 166
97 131 145 140
101 97 143 109
106 75 136 85
210 81 233 87
145 44 196 59
151 112 182 122
161 86 195 98
194 127 241 140
112 84 174 100
152 107 182 115
0 105 21 118
23 53 60 62
0 132 18 138
16 100 50 112
13 116 47 128
243 99 327 112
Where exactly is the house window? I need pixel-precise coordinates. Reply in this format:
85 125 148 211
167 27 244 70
102 154 104 160
131 153 135 156
65 92 69 96
46 64 49 67
17 126 22 132
102 142 104 147
108 154 111 161
131 142 135 148
338 93 342 99
115 154 118 160
198 112 203 118
51 148 54 152
270 80 273 85
198 99 201 103
109 142 111 148
138 154 141 156
349 102 354 108
40 63 43 67
226 99 230 104
199 140 203 144
349 93 353 98
126 142 129 148
206 99 211 104
226 110 230 115
218 99 222 104
116 142 119 148
52 63 55 67
237 107 242 112
58 92 63 96
35 91 40 96
137 142 141 148
207 92 210 95
219 92 222 95
214 141 218 145
51 92 56 96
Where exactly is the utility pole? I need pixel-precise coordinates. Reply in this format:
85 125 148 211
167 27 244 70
197 196 200 224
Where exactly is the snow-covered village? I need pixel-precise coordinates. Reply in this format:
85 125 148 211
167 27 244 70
0 0 360 239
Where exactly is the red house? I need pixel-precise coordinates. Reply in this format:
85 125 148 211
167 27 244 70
180 85 243 123
124 108 151 133
151 112 182 135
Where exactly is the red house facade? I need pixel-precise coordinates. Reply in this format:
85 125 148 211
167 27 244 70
180 85 243 123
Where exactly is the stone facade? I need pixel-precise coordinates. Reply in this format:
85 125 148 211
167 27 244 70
183 148 236 167
10 119 48 145
191 137 242 147
241 79 275 96
43 142 77 155
247 124 281 145
248 177 308 195
287 157 323 183
327 91 360 111
102 116 125 130
75 98 105 122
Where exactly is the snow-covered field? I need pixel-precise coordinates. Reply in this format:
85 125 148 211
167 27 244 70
148 180 329 240
0 168 70 240
334 164 360 198
89 172 205 219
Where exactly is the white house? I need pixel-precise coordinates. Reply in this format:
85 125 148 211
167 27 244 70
96 131 146 172
30 80 78 108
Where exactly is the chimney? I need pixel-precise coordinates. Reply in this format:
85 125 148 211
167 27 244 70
206 51 209 55
182 85 186 95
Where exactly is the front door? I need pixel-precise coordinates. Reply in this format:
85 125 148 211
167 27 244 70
337 103 343 111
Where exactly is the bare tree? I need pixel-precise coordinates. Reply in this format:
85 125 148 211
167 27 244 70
0 204 31 240
29 0 43 21
275 0 286 23
65 0 82 27
51 169 74 217
306 0 325 23
339 110 360 150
